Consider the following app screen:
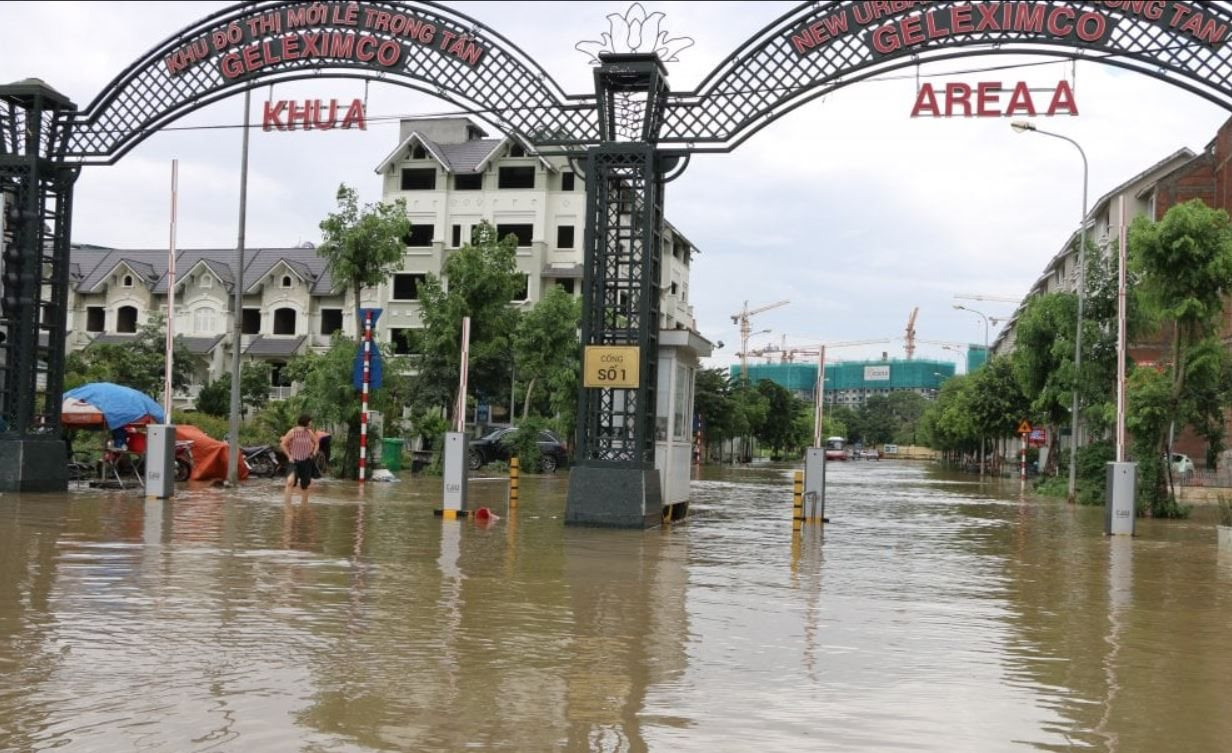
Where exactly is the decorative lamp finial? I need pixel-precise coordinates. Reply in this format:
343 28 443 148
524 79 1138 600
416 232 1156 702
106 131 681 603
575 3 694 64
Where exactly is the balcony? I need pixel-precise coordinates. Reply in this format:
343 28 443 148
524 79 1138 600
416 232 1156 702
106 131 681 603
268 385 295 401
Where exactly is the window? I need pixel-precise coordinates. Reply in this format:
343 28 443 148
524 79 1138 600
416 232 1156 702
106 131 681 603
393 274 426 300
116 305 138 333
280 275 292 288
496 224 533 247
498 166 535 189
86 306 105 332
122 274 133 288
561 171 575 191
193 308 216 334
556 225 575 249
558 279 575 295
411 144 427 159
273 307 297 335
673 364 689 440
405 224 434 247
390 328 418 355
451 224 462 248
200 273 213 289
320 308 342 335
509 143 526 157
454 173 482 190
270 361 291 387
513 274 530 302
242 308 261 335
400 167 436 190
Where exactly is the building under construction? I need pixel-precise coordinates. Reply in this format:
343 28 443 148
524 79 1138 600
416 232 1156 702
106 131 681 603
732 358 956 407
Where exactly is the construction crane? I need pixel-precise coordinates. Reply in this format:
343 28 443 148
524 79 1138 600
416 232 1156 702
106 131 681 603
904 307 919 360
731 299 789 380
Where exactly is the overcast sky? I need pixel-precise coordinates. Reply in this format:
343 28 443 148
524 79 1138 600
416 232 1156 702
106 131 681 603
3 1 1229 372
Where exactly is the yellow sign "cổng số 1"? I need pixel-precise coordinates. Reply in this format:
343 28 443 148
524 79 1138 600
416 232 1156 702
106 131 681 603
584 345 640 388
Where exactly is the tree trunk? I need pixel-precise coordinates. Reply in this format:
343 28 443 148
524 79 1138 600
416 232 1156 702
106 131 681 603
522 376 537 420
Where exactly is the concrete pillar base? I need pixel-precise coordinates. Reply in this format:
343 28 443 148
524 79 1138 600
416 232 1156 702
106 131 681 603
565 464 663 529
0 438 68 493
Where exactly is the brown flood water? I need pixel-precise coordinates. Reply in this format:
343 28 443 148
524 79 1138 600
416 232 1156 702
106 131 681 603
1 461 1230 752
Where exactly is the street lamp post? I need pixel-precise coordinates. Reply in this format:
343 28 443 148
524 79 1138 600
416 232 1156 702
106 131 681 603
955 304 990 478
1012 120 1089 504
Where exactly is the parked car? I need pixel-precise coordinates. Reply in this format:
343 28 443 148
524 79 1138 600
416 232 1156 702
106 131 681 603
1171 452 1195 477
468 427 569 473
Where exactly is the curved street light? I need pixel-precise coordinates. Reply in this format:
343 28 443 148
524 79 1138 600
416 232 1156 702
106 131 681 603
1012 119 1090 503
954 303 991 478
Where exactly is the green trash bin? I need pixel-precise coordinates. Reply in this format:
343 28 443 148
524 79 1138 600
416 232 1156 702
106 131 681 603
382 438 405 472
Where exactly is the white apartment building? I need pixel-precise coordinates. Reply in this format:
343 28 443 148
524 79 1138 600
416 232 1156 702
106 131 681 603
371 116 697 349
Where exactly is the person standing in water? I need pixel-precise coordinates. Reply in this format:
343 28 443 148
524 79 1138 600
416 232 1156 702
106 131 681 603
281 414 319 491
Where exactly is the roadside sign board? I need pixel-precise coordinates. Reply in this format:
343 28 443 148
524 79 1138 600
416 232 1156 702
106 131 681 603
1017 419 1032 435
1029 427 1047 447
584 345 640 388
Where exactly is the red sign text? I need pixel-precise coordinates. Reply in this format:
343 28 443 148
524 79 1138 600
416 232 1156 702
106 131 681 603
262 99 367 131
910 81 1078 118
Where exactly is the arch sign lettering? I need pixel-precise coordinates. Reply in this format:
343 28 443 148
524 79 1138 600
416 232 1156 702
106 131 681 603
3 1 1232 519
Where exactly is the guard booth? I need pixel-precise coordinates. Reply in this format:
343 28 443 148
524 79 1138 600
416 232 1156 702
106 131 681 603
655 329 712 522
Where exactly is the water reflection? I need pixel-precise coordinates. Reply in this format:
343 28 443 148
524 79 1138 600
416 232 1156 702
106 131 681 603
1 466 1231 752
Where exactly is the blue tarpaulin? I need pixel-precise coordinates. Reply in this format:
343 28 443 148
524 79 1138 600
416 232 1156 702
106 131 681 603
64 382 165 429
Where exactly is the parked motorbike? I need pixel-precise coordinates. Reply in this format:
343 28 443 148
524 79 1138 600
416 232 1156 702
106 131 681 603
243 445 285 478
174 440 194 482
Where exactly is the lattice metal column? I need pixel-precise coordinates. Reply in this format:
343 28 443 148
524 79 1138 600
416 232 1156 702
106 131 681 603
0 79 77 491
566 54 670 528
575 145 663 467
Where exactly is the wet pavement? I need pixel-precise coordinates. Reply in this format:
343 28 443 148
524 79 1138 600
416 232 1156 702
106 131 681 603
2 460 1230 752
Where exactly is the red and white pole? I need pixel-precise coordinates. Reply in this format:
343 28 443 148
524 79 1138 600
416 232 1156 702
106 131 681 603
1020 433 1027 483
359 310 373 484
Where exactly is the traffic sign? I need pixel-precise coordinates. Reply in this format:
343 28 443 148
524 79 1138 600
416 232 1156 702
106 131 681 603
1017 419 1032 435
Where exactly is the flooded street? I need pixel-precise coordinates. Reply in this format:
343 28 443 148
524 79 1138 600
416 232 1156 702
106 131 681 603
2 461 1231 752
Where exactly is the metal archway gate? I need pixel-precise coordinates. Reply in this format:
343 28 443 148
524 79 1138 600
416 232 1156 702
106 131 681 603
2 1 1231 511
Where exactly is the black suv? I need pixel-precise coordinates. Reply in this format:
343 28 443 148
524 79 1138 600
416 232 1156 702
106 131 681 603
468 427 569 473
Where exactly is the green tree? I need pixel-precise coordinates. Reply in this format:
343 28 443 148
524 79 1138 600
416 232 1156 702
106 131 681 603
65 313 199 397
194 361 272 416
513 286 581 420
694 368 735 461
317 183 411 333
409 221 522 423
1130 199 1232 511
1012 293 1076 473
754 379 807 459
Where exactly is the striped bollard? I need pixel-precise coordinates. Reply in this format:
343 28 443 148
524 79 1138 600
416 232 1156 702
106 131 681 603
509 456 520 509
792 470 804 531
